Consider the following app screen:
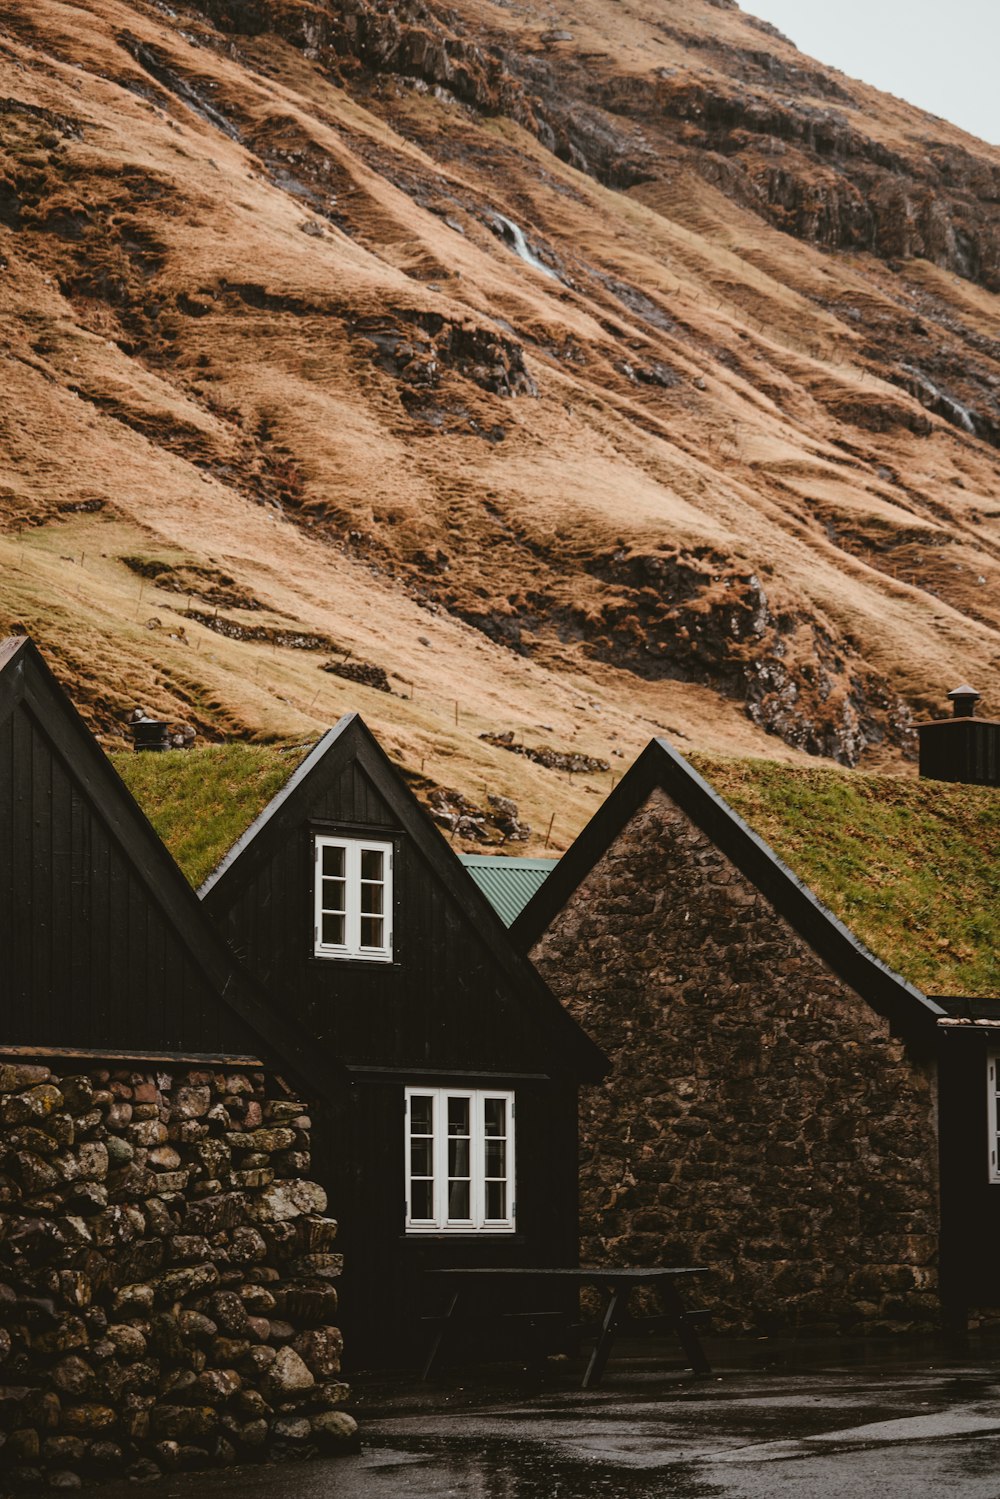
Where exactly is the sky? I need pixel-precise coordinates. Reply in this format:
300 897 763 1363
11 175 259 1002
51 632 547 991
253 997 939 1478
742 0 1000 146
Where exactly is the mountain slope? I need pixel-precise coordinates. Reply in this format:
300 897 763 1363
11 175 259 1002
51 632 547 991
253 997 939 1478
1 0 999 849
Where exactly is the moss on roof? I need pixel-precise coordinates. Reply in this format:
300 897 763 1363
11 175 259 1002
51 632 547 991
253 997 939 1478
110 742 309 890
110 739 998 998
690 755 999 1000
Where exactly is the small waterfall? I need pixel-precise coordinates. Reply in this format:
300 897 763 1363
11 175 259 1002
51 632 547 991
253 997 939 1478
900 363 977 434
493 213 560 280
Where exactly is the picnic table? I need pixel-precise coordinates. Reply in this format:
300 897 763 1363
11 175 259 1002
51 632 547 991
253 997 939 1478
421 1266 711 1388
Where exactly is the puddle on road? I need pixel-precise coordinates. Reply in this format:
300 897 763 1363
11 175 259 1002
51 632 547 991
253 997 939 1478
362 1437 721 1499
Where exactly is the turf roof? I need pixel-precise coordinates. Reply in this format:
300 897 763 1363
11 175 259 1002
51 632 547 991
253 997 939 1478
689 754 999 1001
110 743 308 891
110 742 998 999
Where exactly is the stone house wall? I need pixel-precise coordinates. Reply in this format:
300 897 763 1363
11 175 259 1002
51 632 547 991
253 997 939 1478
530 787 941 1336
0 1059 356 1489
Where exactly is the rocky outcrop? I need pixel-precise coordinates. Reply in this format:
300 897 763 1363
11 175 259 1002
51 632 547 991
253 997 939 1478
189 0 1000 291
415 780 531 843
0 1062 356 1488
445 546 914 766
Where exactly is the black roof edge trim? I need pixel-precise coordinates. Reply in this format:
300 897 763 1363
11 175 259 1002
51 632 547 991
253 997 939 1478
512 736 945 1043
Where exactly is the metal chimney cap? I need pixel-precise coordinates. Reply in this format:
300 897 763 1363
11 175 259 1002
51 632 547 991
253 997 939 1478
947 684 981 718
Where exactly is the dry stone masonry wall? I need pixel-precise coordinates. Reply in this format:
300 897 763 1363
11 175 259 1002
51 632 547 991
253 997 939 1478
530 788 941 1337
0 1061 356 1489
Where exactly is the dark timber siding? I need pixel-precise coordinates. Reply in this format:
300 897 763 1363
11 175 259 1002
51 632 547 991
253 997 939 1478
316 1077 580 1365
938 1027 1000 1318
0 700 261 1057
214 758 553 1073
203 720 598 1363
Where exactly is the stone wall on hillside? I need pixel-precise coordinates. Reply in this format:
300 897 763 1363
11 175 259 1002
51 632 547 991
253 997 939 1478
0 1060 357 1489
529 787 941 1336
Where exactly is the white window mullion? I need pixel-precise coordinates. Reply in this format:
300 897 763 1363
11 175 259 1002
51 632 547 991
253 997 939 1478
471 1094 485 1230
347 842 359 955
434 1098 447 1229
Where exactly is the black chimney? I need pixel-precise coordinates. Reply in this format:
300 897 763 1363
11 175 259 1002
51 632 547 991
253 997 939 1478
947 684 981 719
129 710 170 753
918 685 999 786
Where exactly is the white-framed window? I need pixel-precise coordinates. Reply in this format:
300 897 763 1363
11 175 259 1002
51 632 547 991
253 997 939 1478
989 1052 1000 1183
314 835 393 961
405 1088 515 1233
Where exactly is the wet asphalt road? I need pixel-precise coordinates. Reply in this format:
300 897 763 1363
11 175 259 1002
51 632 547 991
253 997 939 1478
97 1340 1000 1498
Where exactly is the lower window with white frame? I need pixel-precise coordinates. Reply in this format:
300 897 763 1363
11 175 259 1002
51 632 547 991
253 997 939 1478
405 1088 515 1232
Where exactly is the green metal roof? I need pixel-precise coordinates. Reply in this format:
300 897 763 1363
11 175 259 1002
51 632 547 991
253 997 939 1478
459 855 558 928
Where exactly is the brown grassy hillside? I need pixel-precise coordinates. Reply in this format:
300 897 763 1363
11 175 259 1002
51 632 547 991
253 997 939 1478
2 0 999 847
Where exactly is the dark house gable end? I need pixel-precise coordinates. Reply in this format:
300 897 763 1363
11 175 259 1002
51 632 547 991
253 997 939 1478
199 711 606 1362
515 739 954 1336
201 712 606 1082
0 639 359 1483
0 636 332 1098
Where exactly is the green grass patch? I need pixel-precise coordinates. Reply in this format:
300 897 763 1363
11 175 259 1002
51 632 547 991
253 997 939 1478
111 737 998 998
691 755 1000 999
110 742 309 888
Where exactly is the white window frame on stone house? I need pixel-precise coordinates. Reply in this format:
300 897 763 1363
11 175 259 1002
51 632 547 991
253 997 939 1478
313 835 393 961
404 1087 516 1233
988 1052 1000 1183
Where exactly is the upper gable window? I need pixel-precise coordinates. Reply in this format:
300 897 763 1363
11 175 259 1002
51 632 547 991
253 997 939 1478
314 835 393 962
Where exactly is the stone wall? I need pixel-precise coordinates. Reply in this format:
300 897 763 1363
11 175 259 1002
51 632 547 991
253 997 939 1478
0 1060 357 1489
530 787 941 1336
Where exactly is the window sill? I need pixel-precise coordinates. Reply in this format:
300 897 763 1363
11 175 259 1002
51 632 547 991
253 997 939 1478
309 954 399 968
401 1232 525 1244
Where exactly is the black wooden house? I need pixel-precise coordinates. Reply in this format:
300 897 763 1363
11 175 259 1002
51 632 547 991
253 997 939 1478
0 635 327 1092
0 637 363 1481
199 714 608 1362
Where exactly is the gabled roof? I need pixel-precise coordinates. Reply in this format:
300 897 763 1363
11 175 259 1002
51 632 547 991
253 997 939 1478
0 636 342 1101
512 737 948 1045
200 713 608 1082
458 855 557 928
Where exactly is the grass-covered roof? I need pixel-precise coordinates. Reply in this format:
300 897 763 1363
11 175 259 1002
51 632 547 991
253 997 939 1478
111 743 307 890
689 754 998 1000
110 742 998 998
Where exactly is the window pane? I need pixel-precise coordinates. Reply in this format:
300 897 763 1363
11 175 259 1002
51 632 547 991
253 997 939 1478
448 1137 469 1177
322 845 345 877
448 1098 470 1136
410 1095 433 1132
321 913 345 946
411 1138 433 1176
410 1180 433 1219
322 877 346 913
360 915 384 948
484 1099 506 1136
448 1180 470 1218
485 1180 507 1220
360 883 384 916
485 1138 506 1177
360 848 384 881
